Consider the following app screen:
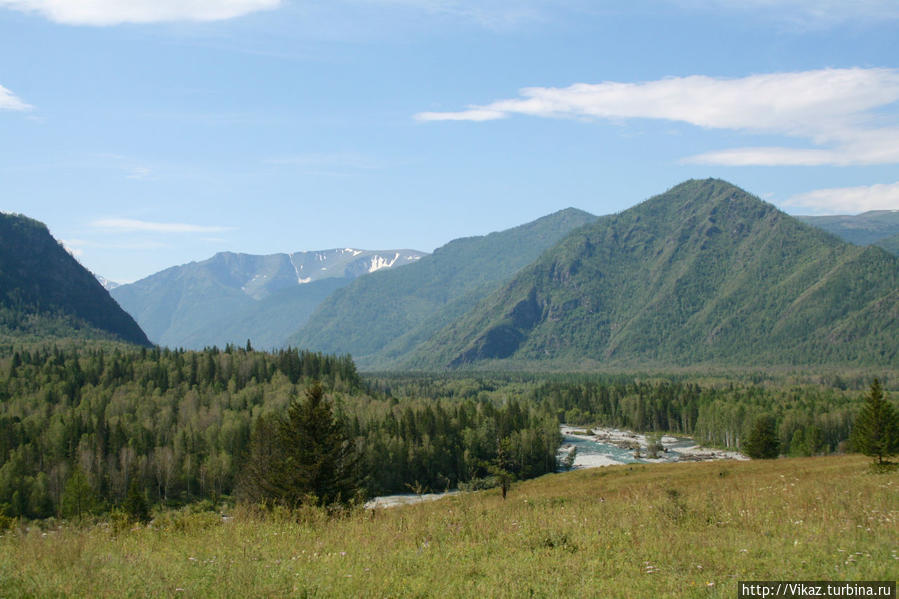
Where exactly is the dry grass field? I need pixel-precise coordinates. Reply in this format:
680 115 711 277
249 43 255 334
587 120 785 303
0 454 895 598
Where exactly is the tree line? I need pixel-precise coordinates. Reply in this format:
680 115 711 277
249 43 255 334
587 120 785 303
0 345 559 519
0 345 892 520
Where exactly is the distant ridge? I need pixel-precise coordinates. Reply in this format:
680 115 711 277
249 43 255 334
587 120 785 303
406 180 899 369
288 207 600 368
0 212 151 346
112 248 425 349
797 210 899 252
876 232 899 256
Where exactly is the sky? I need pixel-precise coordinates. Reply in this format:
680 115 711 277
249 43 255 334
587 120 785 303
1 0 898 283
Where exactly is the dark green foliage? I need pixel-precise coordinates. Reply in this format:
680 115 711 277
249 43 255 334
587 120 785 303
0 344 564 518
0 213 150 346
0 339 886 521
409 179 899 369
290 208 598 369
488 438 515 500
111 250 423 350
850 379 899 464
239 382 363 507
61 468 98 519
123 479 150 523
0 344 360 519
357 389 560 496
743 415 780 459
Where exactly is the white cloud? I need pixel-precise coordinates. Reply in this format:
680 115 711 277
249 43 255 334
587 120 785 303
63 237 169 250
60 240 84 258
417 68 899 166
678 0 899 26
360 0 543 28
784 182 899 214
91 218 233 233
0 0 280 25
0 85 31 111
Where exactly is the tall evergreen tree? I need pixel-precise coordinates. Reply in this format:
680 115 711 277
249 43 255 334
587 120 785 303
123 478 150 524
743 415 779 459
239 382 363 507
850 379 899 465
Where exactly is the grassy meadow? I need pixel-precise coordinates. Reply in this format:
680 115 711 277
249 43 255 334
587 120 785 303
0 454 895 598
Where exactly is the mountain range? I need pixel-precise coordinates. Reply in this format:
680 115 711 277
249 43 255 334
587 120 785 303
287 207 600 368
796 211 899 254
0 212 150 346
404 180 899 369
110 249 425 349
5 180 894 370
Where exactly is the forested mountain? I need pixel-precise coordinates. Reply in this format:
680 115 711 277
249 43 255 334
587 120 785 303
112 248 425 350
0 213 150 346
407 179 899 369
797 210 899 252
289 208 599 369
875 233 899 256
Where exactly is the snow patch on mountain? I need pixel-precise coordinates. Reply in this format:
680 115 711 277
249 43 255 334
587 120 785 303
368 252 401 273
95 274 120 291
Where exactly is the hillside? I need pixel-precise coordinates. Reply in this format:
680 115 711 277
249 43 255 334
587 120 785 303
2 455 893 598
408 179 899 369
112 248 424 349
288 208 599 368
797 210 899 249
0 212 150 346
876 232 899 256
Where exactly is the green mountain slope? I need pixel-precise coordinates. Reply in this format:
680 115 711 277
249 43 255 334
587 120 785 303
797 210 899 247
289 208 599 368
0 213 150 346
408 180 899 369
875 232 899 256
112 249 424 349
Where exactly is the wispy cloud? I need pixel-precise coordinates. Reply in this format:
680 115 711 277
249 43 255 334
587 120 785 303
675 0 899 27
417 68 899 166
62 237 169 253
0 0 280 25
0 84 32 111
357 0 543 28
91 218 234 234
784 182 899 214
60 240 84 258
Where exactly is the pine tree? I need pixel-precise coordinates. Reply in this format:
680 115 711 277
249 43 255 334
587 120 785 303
850 379 899 465
239 382 363 507
123 478 150 523
743 415 779 459
487 437 515 500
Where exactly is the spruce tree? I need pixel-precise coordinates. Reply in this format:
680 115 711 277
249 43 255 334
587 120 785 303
850 379 899 465
743 415 779 459
239 382 362 507
123 479 150 524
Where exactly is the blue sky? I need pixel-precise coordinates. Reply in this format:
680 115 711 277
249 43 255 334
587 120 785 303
2 0 898 283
